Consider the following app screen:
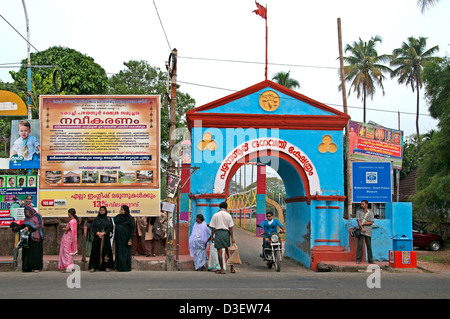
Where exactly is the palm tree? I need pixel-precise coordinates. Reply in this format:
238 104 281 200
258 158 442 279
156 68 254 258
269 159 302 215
390 36 439 141
417 0 440 13
272 71 300 90
341 35 392 123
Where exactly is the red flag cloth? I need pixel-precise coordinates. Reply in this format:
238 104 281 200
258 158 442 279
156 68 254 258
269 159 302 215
253 1 267 19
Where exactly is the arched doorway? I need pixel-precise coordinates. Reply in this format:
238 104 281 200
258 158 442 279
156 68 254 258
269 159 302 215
221 151 312 267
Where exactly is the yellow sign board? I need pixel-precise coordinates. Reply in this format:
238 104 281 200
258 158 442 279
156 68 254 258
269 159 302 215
0 90 27 116
39 189 160 217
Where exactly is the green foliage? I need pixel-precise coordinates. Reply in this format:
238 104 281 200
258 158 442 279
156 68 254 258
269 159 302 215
10 46 108 116
411 56 450 225
271 71 300 90
400 135 421 179
341 35 392 122
417 0 440 13
107 60 195 165
390 37 440 139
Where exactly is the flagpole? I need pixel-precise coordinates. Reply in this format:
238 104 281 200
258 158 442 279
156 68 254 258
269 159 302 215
265 4 268 80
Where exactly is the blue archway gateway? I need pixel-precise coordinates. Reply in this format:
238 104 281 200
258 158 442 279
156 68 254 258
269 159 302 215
186 80 350 270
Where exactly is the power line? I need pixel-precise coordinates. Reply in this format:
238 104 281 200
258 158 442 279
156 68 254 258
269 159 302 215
177 79 433 117
0 13 39 52
178 55 339 70
152 0 172 51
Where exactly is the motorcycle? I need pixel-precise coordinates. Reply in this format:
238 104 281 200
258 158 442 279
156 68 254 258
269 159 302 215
257 225 284 272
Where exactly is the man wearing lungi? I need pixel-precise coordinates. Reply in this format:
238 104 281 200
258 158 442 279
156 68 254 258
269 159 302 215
210 202 235 274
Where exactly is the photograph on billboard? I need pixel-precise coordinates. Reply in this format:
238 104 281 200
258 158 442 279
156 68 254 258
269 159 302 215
9 119 41 169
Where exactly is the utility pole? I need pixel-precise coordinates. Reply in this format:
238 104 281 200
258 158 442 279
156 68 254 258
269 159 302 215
337 18 352 219
22 0 32 120
166 48 178 271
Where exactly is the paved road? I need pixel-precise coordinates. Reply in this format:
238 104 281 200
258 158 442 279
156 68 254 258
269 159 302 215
0 228 449 302
230 226 311 273
0 268 449 299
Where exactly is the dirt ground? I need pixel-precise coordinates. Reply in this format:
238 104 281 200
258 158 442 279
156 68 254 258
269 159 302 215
416 249 450 273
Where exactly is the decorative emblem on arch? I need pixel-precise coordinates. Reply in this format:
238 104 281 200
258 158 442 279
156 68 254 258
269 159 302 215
318 135 337 153
197 132 217 151
259 90 280 112
213 137 321 195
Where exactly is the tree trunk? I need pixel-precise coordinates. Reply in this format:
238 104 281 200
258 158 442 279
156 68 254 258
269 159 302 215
363 87 367 123
416 81 420 143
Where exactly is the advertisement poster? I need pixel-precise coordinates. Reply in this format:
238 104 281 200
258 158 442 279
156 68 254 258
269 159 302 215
352 162 392 203
39 190 159 217
9 119 41 169
348 121 403 169
39 95 160 217
0 174 38 226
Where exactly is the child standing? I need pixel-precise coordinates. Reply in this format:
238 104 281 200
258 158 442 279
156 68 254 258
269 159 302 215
11 120 40 161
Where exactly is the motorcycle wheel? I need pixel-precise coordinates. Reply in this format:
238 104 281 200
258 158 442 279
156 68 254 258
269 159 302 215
274 250 281 272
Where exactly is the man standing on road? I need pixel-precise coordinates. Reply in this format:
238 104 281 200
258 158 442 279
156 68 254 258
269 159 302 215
210 202 235 274
356 200 374 264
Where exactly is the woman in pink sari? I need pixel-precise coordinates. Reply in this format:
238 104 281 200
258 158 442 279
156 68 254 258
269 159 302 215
58 208 78 272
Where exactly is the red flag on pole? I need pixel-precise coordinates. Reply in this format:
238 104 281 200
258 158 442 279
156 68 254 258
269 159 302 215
253 2 268 80
253 1 267 19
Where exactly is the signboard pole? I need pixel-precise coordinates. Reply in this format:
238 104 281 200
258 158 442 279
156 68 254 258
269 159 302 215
21 0 32 120
337 18 352 218
166 48 178 271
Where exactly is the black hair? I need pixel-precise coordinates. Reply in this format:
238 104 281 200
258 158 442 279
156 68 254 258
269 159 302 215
68 208 78 221
219 202 227 209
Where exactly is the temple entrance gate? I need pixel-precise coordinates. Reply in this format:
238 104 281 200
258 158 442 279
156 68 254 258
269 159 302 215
186 80 350 270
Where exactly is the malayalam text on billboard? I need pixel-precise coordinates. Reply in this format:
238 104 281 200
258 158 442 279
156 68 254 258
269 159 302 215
38 95 160 217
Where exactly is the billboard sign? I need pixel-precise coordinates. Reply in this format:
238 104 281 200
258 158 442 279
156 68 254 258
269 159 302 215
0 174 38 226
352 162 392 203
38 95 160 217
349 121 403 169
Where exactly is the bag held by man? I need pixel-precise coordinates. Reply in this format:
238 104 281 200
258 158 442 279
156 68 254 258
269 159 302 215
350 211 369 238
152 218 164 240
350 227 362 238
227 244 242 265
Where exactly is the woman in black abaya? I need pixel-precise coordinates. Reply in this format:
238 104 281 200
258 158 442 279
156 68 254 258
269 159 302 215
22 206 44 272
114 205 135 272
88 206 114 272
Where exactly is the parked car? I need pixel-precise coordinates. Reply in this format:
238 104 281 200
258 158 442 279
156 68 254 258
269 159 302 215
413 223 445 251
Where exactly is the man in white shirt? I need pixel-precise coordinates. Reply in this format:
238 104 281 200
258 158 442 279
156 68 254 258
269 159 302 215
210 202 235 274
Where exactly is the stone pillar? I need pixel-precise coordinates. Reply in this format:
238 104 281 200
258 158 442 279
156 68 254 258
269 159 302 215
313 200 327 246
179 163 191 222
326 200 341 246
256 163 266 237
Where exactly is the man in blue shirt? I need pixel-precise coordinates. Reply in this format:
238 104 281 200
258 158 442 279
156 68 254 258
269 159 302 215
259 212 285 258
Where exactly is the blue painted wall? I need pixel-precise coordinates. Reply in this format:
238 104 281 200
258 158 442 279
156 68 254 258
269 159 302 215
342 202 413 261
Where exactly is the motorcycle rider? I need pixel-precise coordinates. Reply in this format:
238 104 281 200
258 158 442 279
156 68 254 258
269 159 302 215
259 212 285 258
